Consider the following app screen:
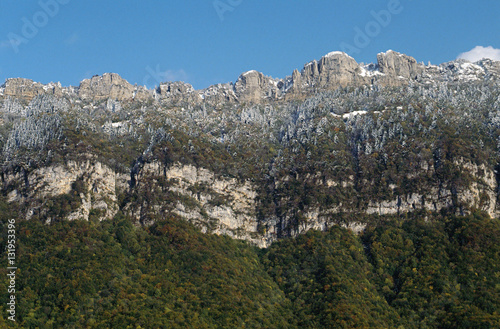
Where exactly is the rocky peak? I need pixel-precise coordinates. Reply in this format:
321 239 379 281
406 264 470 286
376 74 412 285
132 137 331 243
3 50 498 106
156 81 202 106
158 81 195 96
291 51 368 94
199 83 238 105
376 50 424 80
1 78 63 99
302 60 319 79
472 58 500 81
233 70 282 103
319 51 359 71
78 73 136 101
317 51 364 85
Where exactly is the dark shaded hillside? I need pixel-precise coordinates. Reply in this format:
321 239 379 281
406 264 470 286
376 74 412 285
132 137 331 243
0 207 292 328
1 209 498 328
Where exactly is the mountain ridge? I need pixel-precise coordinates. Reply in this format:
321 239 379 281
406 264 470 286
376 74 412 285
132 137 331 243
2 50 499 104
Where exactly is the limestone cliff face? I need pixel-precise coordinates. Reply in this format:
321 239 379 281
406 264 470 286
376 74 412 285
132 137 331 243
287 50 428 96
2 156 499 247
366 158 498 218
3 160 128 223
129 161 267 246
313 52 367 88
262 156 500 245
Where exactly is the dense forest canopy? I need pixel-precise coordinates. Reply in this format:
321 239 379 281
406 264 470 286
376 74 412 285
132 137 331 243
0 208 498 328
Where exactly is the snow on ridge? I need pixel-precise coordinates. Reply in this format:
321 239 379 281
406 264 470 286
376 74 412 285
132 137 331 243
323 51 354 60
377 49 404 57
444 61 485 81
304 60 318 68
377 49 393 56
242 70 258 76
42 82 62 91
359 64 384 77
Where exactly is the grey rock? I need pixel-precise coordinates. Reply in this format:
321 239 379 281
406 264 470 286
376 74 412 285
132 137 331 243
200 83 238 105
234 70 282 103
157 81 201 106
376 50 424 81
290 52 370 95
159 81 195 96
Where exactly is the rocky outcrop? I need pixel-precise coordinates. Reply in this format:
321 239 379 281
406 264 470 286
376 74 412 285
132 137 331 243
4 160 128 222
234 71 282 103
157 81 202 106
376 50 424 81
129 161 267 246
1 78 63 99
290 52 369 95
288 50 427 95
199 83 238 105
313 52 366 87
365 158 499 218
2 155 498 247
78 73 136 101
158 81 196 98
157 81 241 107
2 50 497 105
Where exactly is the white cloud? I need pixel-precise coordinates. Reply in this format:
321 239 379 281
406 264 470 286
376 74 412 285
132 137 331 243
457 46 500 62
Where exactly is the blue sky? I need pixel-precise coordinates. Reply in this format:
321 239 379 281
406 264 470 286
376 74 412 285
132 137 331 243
0 0 499 89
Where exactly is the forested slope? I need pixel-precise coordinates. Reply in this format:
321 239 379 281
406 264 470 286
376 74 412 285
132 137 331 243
1 207 498 328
